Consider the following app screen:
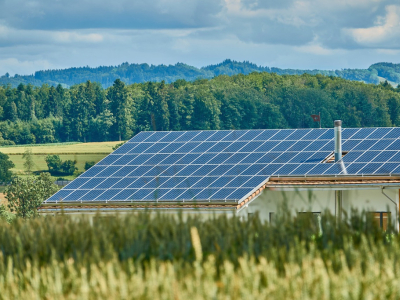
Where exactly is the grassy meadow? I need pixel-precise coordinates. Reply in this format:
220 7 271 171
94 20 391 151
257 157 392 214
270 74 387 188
0 141 121 179
0 210 398 299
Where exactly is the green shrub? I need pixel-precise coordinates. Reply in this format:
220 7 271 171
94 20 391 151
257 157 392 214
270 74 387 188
84 161 96 170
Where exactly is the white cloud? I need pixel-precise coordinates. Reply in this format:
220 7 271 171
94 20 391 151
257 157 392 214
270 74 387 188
344 5 400 48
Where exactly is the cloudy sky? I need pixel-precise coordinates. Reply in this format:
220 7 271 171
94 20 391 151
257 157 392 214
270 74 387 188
0 0 399 75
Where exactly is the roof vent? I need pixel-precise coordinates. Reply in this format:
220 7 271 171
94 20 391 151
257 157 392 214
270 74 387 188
334 120 342 162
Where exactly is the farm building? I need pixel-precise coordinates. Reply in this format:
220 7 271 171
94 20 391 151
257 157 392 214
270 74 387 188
41 121 400 229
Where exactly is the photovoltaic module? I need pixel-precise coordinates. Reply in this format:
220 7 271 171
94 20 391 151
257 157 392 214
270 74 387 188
45 127 400 203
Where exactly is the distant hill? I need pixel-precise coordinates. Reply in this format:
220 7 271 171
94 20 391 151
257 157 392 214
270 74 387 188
0 59 399 88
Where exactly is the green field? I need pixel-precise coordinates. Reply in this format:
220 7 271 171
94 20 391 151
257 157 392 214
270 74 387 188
0 141 121 179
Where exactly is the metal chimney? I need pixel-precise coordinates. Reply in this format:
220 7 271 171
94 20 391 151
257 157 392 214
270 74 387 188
334 120 342 162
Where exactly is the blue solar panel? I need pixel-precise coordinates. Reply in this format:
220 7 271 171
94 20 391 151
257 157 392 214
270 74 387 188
159 131 184 142
207 131 233 141
80 178 106 189
368 128 392 139
208 153 233 164
376 163 400 174
255 141 280 152
253 130 280 141
144 132 170 142
286 129 311 140
272 141 296 151
353 140 377 151
240 153 265 164
112 189 137 200
128 143 153 154
145 154 169 165
98 155 122 165
211 188 236 200
47 127 400 204
127 154 152 165
389 152 400 162
226 176 252 187
174 131 200 142
238 130 263 141
80 190 105 201
159 154 185 165
301 129 326 140
113 143 136 154
163 165 184 176
224 142 247 152
369 139 395 150
355 151 381 162
372 151 397 162
383 128 400 139
227 188 253 200
317 129 334 140
287 141 310 151
64 190 89 201
342 128 360 139
47 190 73 201
222 130 247 141
207 142 232 152
386 140 400 150
163 189 186 200
351 128 376 139
209 177 234 187
290 164 317 175
192 153 215 164
358 163 383 174
177 142 201 153
270 130 295 140
272 152 297 164
193 177 216 188
274 164 300 175
159 143 185 153
208 165 234 176
129 132 154 143
65 178 90 189
191 131 216 142
179 188 203 200
111 166 138 177
238 141 264 153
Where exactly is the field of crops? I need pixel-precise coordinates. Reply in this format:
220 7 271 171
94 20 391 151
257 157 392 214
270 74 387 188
0 210 398 299
0 141 120 178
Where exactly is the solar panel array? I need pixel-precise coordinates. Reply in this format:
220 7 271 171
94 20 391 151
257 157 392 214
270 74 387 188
46 127 400 203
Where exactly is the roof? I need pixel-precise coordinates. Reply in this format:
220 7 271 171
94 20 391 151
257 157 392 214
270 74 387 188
45 127 400 205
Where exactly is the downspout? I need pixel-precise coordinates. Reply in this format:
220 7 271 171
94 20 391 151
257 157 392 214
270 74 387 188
381 186 398 231
334 120 343 223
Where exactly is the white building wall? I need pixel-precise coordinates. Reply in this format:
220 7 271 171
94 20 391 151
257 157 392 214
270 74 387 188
239 187 399 226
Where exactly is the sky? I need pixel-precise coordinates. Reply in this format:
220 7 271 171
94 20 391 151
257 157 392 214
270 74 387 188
0 0 400 76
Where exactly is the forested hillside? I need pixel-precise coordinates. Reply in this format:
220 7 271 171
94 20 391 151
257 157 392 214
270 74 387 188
1 72 399 146
1 60 400 88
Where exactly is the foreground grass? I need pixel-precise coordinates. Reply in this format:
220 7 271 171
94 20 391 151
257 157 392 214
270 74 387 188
0 210 398 299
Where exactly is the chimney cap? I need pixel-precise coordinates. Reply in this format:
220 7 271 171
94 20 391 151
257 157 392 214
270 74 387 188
334 120 342 127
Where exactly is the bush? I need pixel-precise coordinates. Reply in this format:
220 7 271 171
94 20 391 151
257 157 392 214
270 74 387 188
45 155 77 175
84 161 96 170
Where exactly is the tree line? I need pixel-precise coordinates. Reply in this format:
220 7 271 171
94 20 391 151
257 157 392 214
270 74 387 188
1 60 400 88
0 72 400 145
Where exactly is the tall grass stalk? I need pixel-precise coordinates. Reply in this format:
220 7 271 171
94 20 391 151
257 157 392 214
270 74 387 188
0 210 398 299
